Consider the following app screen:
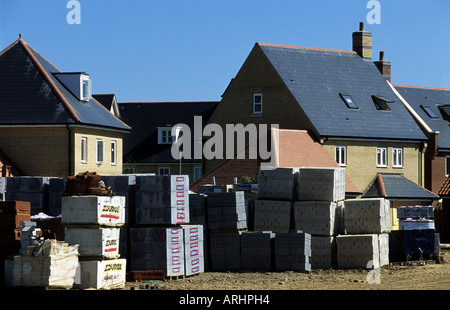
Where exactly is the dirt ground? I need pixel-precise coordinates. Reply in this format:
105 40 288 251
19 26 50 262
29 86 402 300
125 248 450 291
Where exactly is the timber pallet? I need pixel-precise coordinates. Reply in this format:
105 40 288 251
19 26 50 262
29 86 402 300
389 260 433 266
167 274 185 281
207 228 248 233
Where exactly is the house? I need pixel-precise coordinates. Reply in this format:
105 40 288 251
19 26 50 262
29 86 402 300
391 85 450 194
92 94 122 119
437 176 450 242
204 22 429 198
0 36 131 177
118 101 218 183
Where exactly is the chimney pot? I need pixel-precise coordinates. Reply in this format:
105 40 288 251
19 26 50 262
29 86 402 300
360 22 365 31
379 51 384 61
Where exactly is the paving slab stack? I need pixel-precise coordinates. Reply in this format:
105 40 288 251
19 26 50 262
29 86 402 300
338 198 391 269
5 177 50 216
61 193 127 289
390 205 437 261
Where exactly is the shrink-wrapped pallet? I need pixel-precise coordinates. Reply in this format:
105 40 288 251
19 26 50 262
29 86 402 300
310 236 336 269
79 258 126 290
206 191 247 230
344 198 391 234
296 167 345 202
293 201 344 236
253 200 291 233
274 230 311 272
182 225 205 276
65 227 121 259
336 234 380 269
258 168 298 201
240 231 275 270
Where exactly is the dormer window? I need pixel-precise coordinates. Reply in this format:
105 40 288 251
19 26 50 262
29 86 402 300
54 72 92 101
158 127 175 144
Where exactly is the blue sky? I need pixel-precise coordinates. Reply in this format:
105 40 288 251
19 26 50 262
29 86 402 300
1 0 449 102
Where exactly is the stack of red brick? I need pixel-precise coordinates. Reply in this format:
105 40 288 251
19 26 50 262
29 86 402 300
0 201 31 258
64 171 112 196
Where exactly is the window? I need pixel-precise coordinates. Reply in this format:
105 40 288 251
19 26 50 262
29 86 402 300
393 148 403 168
377 147 387 167
439 105 450 121
158 127 175 144
339 94 358 109
82 78 91 101
111 140 117 165
335 146 346 166
159 167 170 176
194 167 202 181
96 139 104 164
421 105 439 119
372 95 392 111
253 93 263 114
81 137 87 163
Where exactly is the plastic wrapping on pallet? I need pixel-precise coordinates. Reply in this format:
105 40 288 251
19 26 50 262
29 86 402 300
397 206 434 219
293 201 344 236
296 167 345 202
182 225 205 276
206 192 247 230
78 259 126 290
253 200 291 233
310 236 336 269
336 234 380 269
344 198 391 234
274 230 311 272
65 227 121 259
258 168 298 201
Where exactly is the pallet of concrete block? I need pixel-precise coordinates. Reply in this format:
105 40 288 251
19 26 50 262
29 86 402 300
397 205 434 219
182 225 205 276
5 176 51 215
208 231 241 271
274 230 311 272
240 231 275 271
253 200 291 233
197 184 233 195
13 239 79 289
344 198 391 234
258 168 298 201
293 201 344 236
189 193 207 226
61 195 126 227
310 236 336 269
206 191 247 231
129 227 185 277
398 219 435 231
296 167 345 202
135 175 189 225
65 227 121 259
78 258 126 290
336 234 381 269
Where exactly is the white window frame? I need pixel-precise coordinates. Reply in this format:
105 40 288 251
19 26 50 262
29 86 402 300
393 148 403 168
158 127 175 144
335 146 346 166
81 137 87 163
158 167 170 176
96 139 104 164
253 93 263 114
194 166 202 181
377 147 387 167
111 140 117 165
81 77 91 101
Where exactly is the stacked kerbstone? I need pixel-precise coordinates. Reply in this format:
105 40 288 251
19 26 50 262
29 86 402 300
240 231 275 270
274 230 311 272
61 194 127 289
338 198 391 268
293 167 346 269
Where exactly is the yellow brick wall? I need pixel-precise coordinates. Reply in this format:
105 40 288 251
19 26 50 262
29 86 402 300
0 126 69 177
72 127 124 176
322 140 425 193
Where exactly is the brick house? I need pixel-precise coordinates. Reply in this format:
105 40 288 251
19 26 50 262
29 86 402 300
0 36 131 177
118 101 218 183
202 22 430 198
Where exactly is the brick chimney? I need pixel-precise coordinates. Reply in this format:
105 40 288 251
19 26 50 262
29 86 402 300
352 22 372 59
374 51 391 82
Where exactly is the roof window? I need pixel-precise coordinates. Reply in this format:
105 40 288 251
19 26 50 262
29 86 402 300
439 105 450 121
339 93 358 109
372 95 393 111
421 105 439 119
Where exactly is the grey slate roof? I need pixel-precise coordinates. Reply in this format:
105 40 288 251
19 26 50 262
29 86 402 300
0 39 130 131
119 101 219 163
258 43 428 141
363 173 439 200
394 85 450 151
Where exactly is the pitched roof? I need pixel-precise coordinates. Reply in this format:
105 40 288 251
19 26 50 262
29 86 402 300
393 85 450 151
256 43 428 142
0 38 130 131
363 173 439 201
438 175 450 197
119 101 219 163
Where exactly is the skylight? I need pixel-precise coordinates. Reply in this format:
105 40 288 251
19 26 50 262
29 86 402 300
339 93 358 109
421 105 439 119
439 105 450 121
372 95 393 111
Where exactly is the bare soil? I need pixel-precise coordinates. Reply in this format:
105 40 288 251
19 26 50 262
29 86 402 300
125 249 450 291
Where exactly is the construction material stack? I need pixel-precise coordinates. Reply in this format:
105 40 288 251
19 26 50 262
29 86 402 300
62 172 127 290
337 198 391 269
48 177 66 217
274 230 311 272
182 225 205 276
390 205 437 261
5 177 50 216
240 231 275 270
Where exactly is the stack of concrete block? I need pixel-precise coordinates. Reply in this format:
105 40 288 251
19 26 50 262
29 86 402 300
274 230 311 272
188 193 207 226
257 168 298 201
293 201 344 236
378 233 389 267
129 227 185 277
310 236 336 269
0 201 31 258
397 205 435 231
135 175 189 225
61 195 127 289
5 177 50 216
208 231 241 271
253 200 292 233
240 231 275 270
296 167 345 202
48 178 65 217
206 191 247 231
182 225 205 276
336 234 380 269
344 198 391 234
